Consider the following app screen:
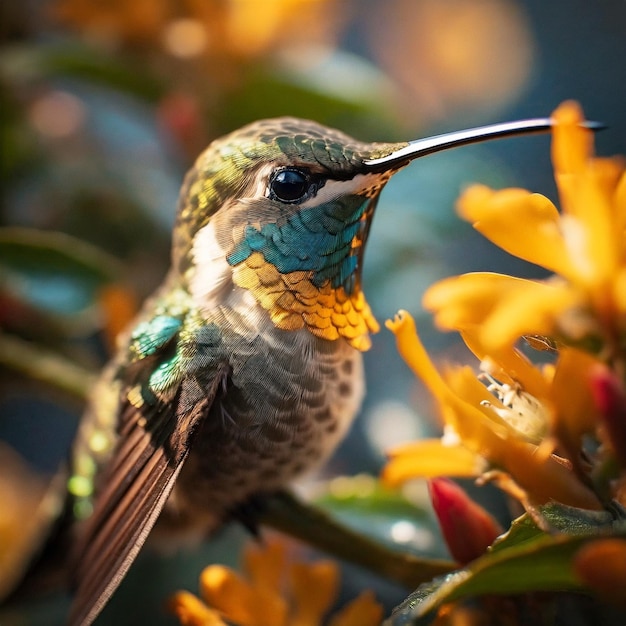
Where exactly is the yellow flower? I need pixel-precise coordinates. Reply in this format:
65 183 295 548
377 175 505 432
383 311 600 510
424 100 626 354
169 535 383 626
382 101 626 514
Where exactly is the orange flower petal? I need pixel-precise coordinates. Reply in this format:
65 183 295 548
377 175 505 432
614 267 626 319
386 311 510 444
327 590 384 626
424 273 581 350
442 365 505 418
383 439 484 485
477 279 581 351
500 439 600 509
174 537 381 626
574 539 626 608
386 311 529 462
457 185 577 279
549 347 601 455
243 536 287 593
385 310 454 400
423 272 525 331
561 173 619 292
200 565 287 626
98 283 138 353
586 156 625 241
289 560 339 626
551 100 593 179
551 102 624 297
0 446 49 600
168 591 228 626
442 364 549 444
460 329 550 401
614 169 626 235
387 310 601 508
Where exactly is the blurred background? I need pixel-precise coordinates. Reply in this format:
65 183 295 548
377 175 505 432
1 1 625 624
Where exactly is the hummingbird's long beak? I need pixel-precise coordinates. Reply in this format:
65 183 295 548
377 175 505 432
363 118 605 170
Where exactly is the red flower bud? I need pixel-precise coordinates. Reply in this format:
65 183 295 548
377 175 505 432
590 366 626 469
429 478 503 564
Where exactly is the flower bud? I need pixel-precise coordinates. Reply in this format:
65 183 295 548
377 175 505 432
429 478 502 564
590 365 626 469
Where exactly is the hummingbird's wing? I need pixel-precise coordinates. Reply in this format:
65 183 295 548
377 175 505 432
68 314 228 626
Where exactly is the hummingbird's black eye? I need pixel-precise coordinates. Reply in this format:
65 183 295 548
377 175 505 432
269 168 310 203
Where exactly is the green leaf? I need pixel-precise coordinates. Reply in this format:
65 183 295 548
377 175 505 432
216 64 398 140
386 502 626 625
315 475 447 559
1 43 164 102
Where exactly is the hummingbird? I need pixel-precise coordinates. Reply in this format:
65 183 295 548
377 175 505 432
64 115 577 625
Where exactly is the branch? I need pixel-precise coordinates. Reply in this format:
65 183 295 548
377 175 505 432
261 490 455 589
0 331 95 400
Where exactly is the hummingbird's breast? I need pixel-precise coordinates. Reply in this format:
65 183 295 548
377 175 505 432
158 302 365 539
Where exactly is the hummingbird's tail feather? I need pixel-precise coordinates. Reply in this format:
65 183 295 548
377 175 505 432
68 451 185 626
67 395 194 626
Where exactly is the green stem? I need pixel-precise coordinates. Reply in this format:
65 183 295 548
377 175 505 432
0 331 95 399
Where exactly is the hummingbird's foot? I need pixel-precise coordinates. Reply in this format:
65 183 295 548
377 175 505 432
229 492 278 538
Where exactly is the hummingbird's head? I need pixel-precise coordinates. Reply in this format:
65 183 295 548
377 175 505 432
174 117 410 350
173 116 559 350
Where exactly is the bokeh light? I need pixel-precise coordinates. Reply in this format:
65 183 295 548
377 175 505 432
368 0 534 124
